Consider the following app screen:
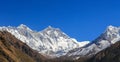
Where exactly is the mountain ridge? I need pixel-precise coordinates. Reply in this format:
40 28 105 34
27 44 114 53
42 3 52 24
0 24 89 58
65 25 120 59
0 24 120 60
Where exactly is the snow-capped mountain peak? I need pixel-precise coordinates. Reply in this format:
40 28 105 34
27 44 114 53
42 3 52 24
0 24 89 57
1 24 120 59
43 26 61 33
17 24 32 31
107 25 116 29
17 24 28 28
66 25 120 59
45 26 54 30
106 25 118 33
41 26 69 39
102 25 120 44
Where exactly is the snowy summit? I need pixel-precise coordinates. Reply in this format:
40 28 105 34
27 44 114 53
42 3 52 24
0 24 89 57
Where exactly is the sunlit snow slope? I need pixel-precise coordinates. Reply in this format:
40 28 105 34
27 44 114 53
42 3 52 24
0 24 89 57
66 25 120 59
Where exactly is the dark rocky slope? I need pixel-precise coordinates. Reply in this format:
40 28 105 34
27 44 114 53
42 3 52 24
88 40 120 62
0 31 45 62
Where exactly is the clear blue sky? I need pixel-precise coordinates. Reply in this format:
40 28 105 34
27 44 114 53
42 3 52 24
0 0 120 41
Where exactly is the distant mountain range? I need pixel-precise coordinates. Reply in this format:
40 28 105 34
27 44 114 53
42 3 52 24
0 24 120 62
0 24 89 58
